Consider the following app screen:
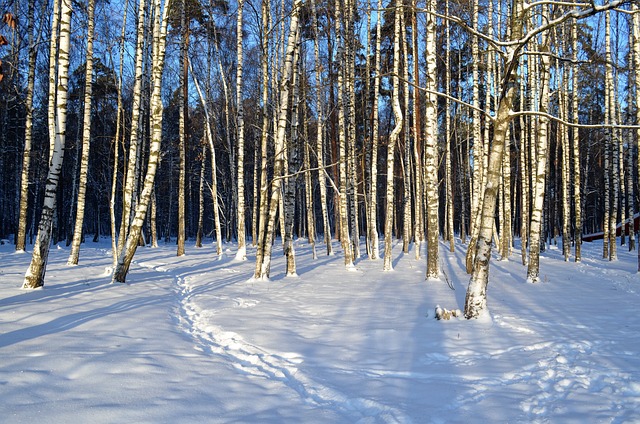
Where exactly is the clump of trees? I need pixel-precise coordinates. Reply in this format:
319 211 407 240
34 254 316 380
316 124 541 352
1 0 638 318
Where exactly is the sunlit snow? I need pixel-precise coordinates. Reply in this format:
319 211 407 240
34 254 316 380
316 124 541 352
1 237 639 423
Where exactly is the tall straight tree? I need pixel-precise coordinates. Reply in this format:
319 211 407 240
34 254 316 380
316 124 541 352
310 0 332 256
235 0 247 261
68 0 96 265
16 0 38 252
367 0 382 260
23 0 72 288
424 0 439 279
382 0 403 271
177 0 189 257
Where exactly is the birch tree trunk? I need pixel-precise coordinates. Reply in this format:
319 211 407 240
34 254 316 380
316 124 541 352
412 1 424 258
110 0 128 266
16 0 37 252
382 0 403 271
527 34 552 283
196 144 206 247
23 0 72 289
605 10 618 261
310 0 332 256
284 28 301 276
571 20 582 262
335 0 354 269
177 0 188 257
235 0 247 260
368 0 383 260
118 0 148 257
633 3 640 271
189 59 223 256
47 0 60 161
67 0 95 265
424 0 439 279
113 0 171 283
254 0 301 279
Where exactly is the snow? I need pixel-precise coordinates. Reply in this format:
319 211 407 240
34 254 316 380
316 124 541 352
1 237 640 423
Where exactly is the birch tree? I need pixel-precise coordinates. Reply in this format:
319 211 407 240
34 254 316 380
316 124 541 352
113 0 171 283
68 0 96 265
254 0 301 279
424 0 439 279
382 0 403 272
235 0 247 261
23 0 72 288
16 0 38 252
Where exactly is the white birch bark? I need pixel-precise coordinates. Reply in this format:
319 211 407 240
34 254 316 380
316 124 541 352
310 0 332 256
571 20 582 262
177 0 188 257
16 0 37 252
189 59 223 256
23 0 72 289
118 0 148 257
382 0 403 272
113 0 171 283
368 0 382 260
235 0 247 261
424 0 439 279
255 0 301 279
67 0 95 265
527 33 552 283
412 1 424 258
335 0 353 268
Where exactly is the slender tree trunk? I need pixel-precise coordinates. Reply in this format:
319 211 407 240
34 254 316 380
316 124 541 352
412 1 424 258
68 0 96 265
235 0 247 260
189 59 223 256
309 0 332 256
254 0 301 279
113 0 171 283
177 0 188 257
571 20 582 262
196 144 206 247
118 0 148 257
284 28 301 276
424 0 439 279
527 33 552 283
335 0 354 268
633 3 640 271
605 11 618 261
383 0 403 271
368 0 382 260
23 0 72 289
16 0 38 252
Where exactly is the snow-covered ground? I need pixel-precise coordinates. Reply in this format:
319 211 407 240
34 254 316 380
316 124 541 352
1 237 639 423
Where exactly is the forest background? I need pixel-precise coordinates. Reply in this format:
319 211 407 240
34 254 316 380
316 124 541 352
0 0 638 318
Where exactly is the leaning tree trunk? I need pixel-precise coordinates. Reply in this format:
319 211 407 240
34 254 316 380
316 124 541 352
118 0 148 257
23 0 71 289
67 0 95 265
112 0 170 283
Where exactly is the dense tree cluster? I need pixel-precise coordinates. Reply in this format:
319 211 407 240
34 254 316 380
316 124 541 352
0 0 638 317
